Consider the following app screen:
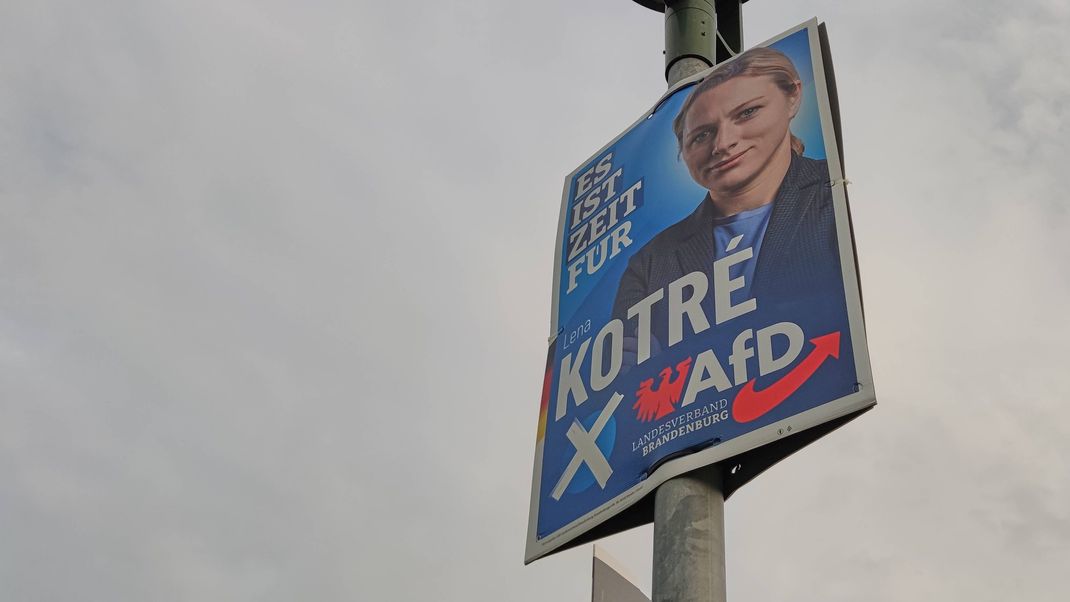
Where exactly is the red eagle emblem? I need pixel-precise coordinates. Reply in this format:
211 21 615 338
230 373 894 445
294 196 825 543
633 356 693 422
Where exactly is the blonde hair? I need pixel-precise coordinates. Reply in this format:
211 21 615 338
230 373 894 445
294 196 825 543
673 47 805 156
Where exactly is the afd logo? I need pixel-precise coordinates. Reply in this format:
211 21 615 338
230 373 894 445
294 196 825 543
732 331 840 422
631 330 842 425
551 327 841 500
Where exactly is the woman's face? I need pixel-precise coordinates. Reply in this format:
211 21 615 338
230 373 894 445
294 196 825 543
680 75 800 198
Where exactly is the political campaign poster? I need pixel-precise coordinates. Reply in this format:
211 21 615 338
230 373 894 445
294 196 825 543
526 19 876 563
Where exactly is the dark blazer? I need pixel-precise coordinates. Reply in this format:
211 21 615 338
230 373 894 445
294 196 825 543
611 153 842 346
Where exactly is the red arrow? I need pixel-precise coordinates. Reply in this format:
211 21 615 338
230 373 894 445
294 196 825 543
731 331 841 423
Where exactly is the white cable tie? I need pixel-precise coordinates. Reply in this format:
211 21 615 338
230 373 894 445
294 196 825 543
716 30 739 58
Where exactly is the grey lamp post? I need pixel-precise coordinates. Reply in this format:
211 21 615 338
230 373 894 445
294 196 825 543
629 2 748 600
632 0 745 86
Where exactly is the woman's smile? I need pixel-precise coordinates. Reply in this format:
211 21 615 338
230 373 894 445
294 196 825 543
681 74 800 210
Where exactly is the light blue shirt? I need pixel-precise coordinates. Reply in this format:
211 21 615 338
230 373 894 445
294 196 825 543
713 202 774 299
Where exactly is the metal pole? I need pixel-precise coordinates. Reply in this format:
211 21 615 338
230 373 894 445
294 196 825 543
664 0 716 85
652 465 727 602
662 0 744 86
653 2 743 600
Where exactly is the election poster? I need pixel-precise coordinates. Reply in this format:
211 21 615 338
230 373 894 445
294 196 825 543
526 19 876 563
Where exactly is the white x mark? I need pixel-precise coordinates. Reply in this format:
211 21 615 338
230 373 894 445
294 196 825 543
551 392 622 500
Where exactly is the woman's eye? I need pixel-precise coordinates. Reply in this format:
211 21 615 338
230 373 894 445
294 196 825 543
739 106 759 119
692 131 710 145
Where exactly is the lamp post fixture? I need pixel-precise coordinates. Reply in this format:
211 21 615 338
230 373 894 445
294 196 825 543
629 0 746 86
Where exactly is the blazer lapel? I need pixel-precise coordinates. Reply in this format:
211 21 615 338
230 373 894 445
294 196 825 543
753 154 826 294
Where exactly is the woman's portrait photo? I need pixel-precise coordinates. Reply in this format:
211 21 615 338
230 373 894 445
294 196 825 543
611 46 845 350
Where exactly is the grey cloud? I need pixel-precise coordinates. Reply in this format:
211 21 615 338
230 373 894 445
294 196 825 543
2 1 1069 601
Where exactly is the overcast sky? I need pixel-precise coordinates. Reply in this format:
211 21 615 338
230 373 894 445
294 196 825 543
2 0 1069 600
